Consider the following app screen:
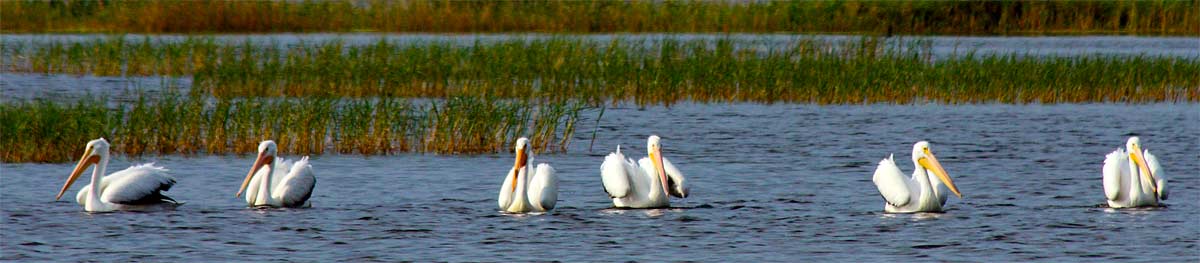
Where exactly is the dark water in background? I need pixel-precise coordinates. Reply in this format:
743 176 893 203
2 103 1197 261
0 73 189 103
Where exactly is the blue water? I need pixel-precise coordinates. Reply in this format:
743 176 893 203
3 103 1197 261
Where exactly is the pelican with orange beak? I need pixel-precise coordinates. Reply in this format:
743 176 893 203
236 140 316 208
55 138 179 212
600 135 689 208
872 141 963 213
1102 137 1167 208
498 137 558 213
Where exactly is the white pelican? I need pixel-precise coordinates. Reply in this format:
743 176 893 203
54 138 179 212
1103 137 1168 208
872 141 963 213
236 140 317 208
498 137 558 213
600 135 689 208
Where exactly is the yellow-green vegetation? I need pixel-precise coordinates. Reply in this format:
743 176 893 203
6 37 1198 104
2 0 1196 35
0 94 585 163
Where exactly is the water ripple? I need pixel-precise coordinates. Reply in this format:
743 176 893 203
2 103 1198 261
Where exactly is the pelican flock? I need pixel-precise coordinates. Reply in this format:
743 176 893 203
1102 137 1168 208
236 140 317 208
498 137 559 213
600 135 689 208
49 135 1173 215
54 138 180 212
872 141 963 213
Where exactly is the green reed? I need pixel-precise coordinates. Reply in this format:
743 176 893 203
6 36 1197 104
3 1 1196 35
4 37 219 76
0 94 585 163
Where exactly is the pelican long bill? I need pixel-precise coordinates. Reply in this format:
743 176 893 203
1128 144 1157 195
57 147 99 200
651 146 669 196
237 152 273 197
918 149 962 198
511 148 527 192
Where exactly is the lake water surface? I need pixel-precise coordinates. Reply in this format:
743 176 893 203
2 103 1197 261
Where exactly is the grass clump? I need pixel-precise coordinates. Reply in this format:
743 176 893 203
7 36 1197 104
0 94 586 163
2 1 1196 35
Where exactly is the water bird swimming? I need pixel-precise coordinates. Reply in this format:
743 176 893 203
55 138 179 212
600 135 689 208
498 137 558 213
872 141 963 213
236 140 317 208
1102 137 1167 208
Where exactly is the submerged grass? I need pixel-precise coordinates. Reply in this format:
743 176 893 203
6 36 1198 104
3 0 1196 35
0 94 586 163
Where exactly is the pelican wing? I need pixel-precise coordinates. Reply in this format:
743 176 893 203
662 157 689 198
274 157 316 207
872 155 911 207
99 163 177 205
600 148 633 198
77 165 154 204
527 163 558 211
1102 149 1129 201
1144 150 1167 200
272 157 294 188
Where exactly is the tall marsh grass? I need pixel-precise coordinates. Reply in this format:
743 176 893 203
0 94 585 163
6 37 1198 104
3 1 1196 35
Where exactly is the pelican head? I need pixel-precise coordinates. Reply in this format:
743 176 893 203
510 137 531 191
647 135 669 195
1126 136 1140 149
1125 136 1156 193
515 137 530 155
57 138 111 200
912 141 962 198
237 140 277 197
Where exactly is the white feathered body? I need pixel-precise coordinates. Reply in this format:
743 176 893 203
600 147 687 208
498 160 558 213
872 155 950 213
245 157 317 208
74 163 178 211
1103 149 1167 208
